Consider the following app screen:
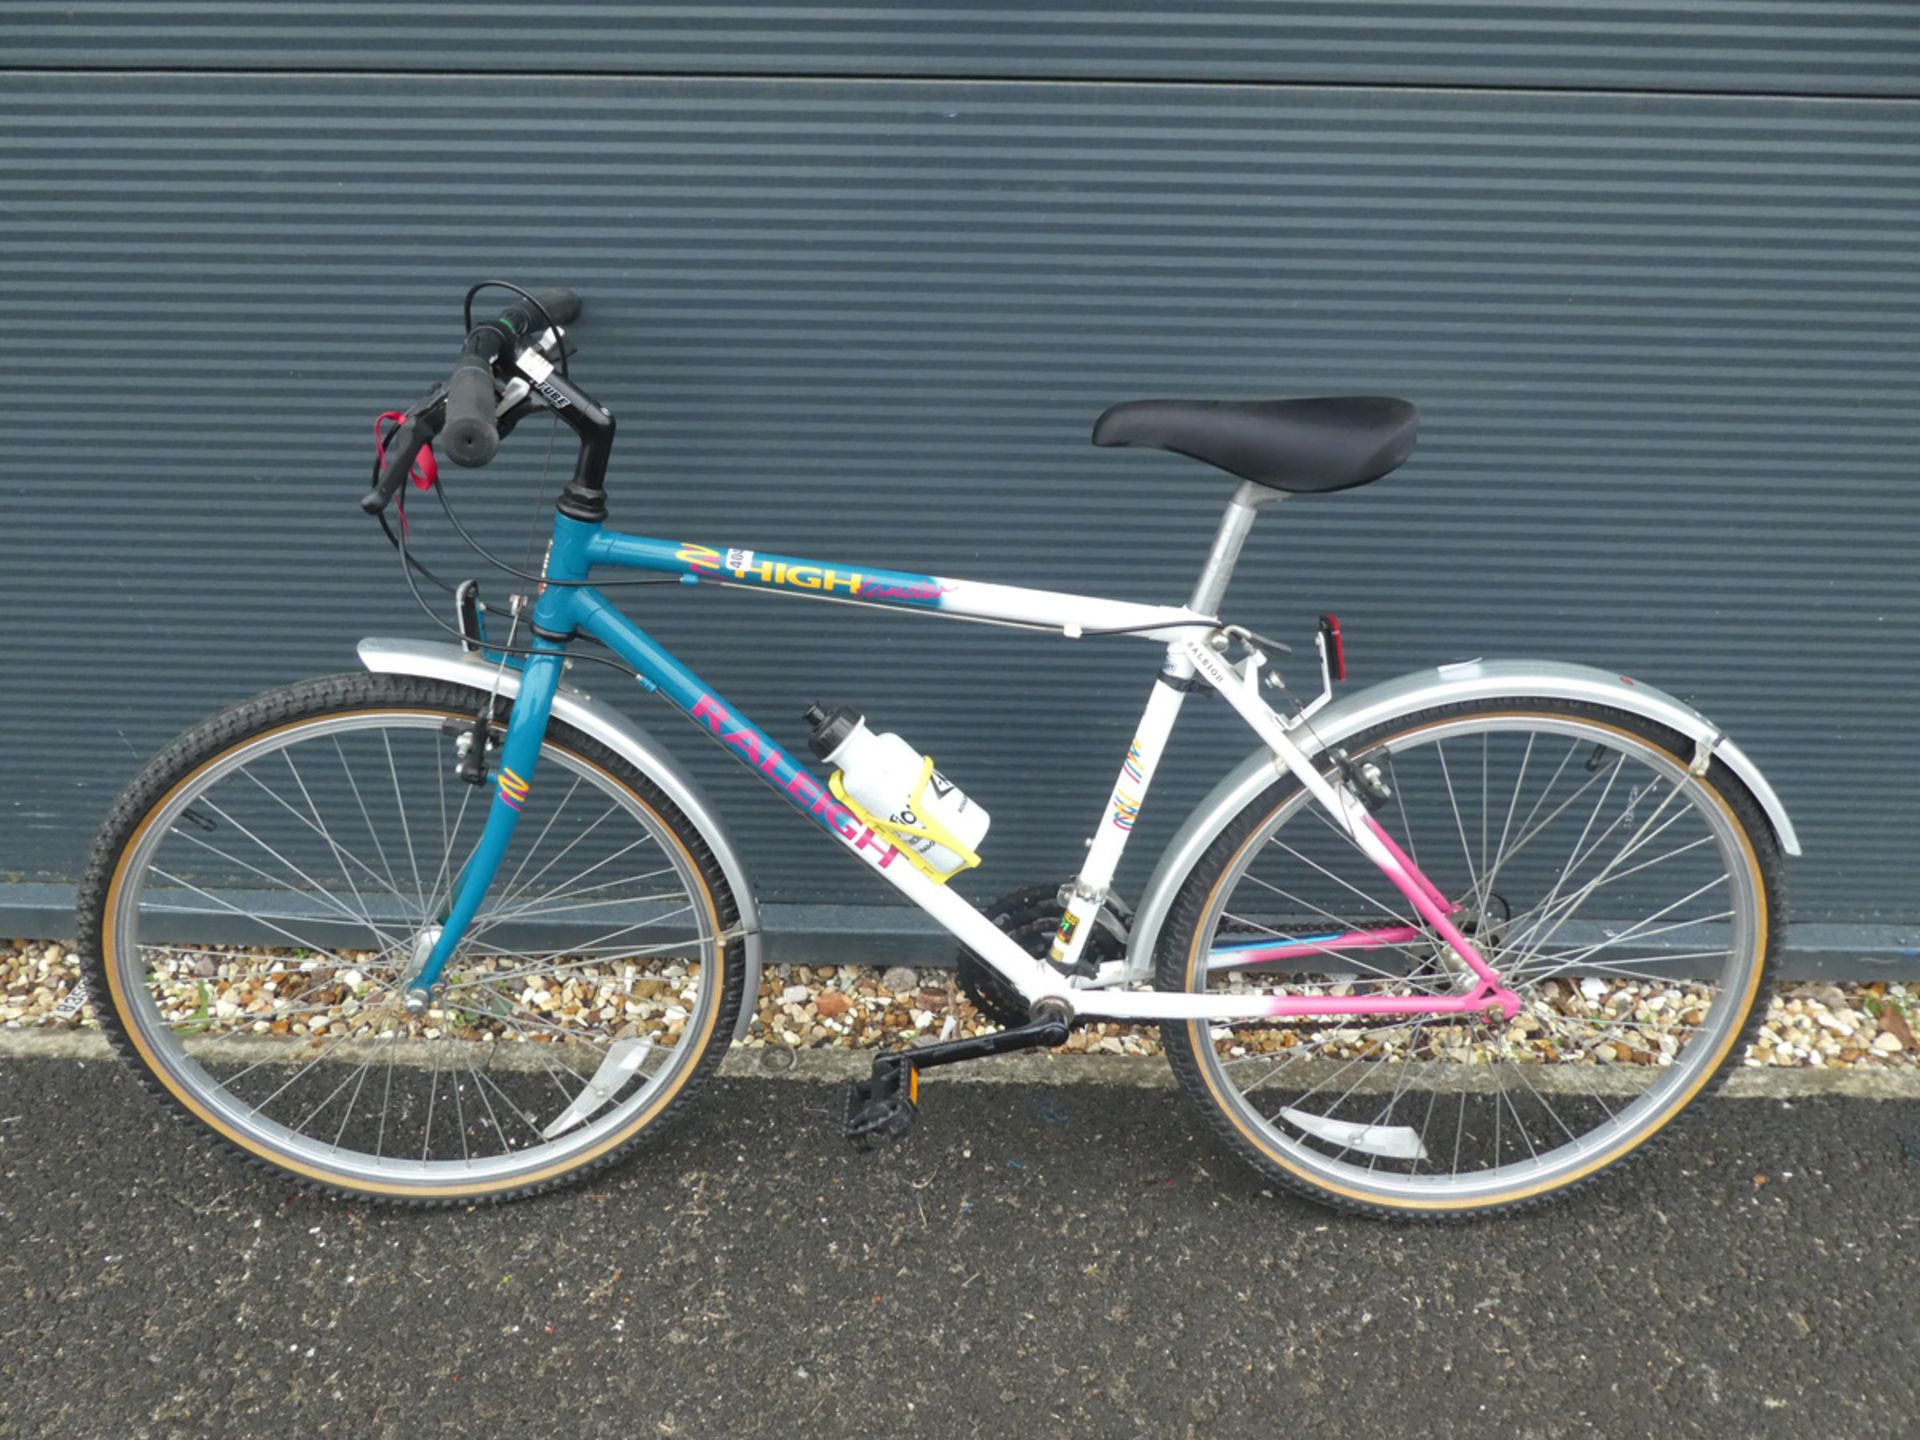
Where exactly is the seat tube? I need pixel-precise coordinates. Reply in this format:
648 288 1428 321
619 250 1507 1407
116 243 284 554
1048 669 1189 969
1047 486 1281 973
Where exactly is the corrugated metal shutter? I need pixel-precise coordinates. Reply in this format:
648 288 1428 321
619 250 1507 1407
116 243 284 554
3 15 1916 947
7 3 1918 95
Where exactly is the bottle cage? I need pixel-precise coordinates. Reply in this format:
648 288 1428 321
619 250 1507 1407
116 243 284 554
828 754 982 884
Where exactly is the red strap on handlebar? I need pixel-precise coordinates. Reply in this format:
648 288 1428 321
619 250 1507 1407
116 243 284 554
374 410 439 491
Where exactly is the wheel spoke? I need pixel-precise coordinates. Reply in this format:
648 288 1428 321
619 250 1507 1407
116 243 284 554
381 731 427 916
334 736 410 920
425 779 480 923
234 767 423 929
162 824 392 939
486 772 586 916
1253 838 1419 935
282 749 399 950
473 852 676 928
1473 732 1533 914
483 801 626 921
1433 738 1484 909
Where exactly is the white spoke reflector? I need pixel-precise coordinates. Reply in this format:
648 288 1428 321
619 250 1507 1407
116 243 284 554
540 1036 655 1139
1278 1106 1430 1161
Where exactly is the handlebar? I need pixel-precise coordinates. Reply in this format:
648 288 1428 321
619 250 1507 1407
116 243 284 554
440 287 582 470
361 285 592 517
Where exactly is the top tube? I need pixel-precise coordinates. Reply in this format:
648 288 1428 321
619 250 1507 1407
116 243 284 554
587 532 950 608
576 521 1213 640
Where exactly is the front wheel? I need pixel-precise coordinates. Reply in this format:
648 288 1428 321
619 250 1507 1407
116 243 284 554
1157 696 1783 1220
77 672 745 1206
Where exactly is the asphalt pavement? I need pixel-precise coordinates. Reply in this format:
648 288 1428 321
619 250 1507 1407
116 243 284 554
2 1055 1916 1439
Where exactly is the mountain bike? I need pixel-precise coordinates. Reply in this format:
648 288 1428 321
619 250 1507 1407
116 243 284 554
77 284 1798 1218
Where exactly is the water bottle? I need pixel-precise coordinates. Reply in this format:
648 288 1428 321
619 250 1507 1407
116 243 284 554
804 704 989 875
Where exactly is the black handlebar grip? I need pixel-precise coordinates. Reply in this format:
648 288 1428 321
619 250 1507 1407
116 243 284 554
531 287 580 327
489 288 582 342
441 357 500 468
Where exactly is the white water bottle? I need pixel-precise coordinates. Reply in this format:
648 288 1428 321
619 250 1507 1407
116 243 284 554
804 704 989 874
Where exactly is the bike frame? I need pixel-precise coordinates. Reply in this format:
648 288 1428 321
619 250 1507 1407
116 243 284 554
406 493 1522 1027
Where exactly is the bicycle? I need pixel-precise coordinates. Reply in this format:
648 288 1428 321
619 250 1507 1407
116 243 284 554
77 284 1799 1218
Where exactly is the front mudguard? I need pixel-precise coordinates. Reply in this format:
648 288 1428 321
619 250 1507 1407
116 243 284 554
1124 658 1799 983
356 637 765 1042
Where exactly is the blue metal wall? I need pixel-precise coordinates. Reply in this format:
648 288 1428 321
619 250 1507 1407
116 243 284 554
3 7 1916 955
8 3 1917 93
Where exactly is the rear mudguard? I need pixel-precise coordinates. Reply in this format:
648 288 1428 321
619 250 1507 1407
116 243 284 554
357 637 764 1042
1124 658 1799 983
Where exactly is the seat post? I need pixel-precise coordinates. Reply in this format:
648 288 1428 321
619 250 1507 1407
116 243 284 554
1188 481 1285 615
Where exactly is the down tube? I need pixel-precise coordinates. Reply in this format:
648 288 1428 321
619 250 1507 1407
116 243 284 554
575 591 908 865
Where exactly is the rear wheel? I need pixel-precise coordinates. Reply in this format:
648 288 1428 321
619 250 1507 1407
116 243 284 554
1157 697 1781 1219
77 672 744 1206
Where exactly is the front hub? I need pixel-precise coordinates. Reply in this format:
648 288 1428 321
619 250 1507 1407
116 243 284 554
401 924 444 1014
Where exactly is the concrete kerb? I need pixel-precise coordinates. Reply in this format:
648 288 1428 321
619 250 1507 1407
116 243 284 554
5 1027 1920 1100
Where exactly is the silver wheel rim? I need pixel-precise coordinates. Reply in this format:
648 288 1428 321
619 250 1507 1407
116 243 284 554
108 709 722 1192
1190 712 1763 1207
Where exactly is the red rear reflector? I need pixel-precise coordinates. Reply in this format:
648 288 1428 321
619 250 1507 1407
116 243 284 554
1319 614 1347 681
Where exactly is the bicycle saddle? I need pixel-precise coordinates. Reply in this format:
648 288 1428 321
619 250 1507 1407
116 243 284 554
1091 396 1418 494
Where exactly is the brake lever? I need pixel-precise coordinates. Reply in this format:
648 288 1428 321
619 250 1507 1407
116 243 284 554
494 391 540 443
360 387 446 515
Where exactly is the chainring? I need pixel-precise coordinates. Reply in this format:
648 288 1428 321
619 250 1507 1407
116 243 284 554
955 881 1125 1029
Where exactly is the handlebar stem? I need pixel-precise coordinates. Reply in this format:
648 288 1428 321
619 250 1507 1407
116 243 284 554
533 371 615 523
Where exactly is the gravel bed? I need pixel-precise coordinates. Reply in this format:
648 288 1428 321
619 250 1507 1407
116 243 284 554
4 938 1915 1069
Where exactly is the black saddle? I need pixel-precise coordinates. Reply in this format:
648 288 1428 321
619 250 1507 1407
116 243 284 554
1092 396 1418 494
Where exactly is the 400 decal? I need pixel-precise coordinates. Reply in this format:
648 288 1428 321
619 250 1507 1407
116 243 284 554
675 543 863 595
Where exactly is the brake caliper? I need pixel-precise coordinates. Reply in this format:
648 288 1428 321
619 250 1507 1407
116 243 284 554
443 712 496 787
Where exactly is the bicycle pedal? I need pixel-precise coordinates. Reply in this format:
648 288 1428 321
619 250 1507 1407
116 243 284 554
843 1056 919 1151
